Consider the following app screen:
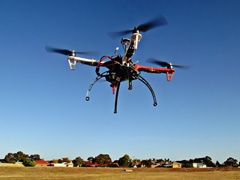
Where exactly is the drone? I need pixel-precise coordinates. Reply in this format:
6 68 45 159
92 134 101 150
46 15 188 113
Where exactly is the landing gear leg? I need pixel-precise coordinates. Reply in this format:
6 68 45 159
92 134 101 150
114 82 121 114
86 71 107 101
137 75 157 107
128 80 132 90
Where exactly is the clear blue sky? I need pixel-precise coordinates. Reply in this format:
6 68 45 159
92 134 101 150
0 0 240 163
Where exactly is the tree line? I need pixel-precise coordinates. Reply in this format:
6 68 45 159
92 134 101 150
1 151 239 168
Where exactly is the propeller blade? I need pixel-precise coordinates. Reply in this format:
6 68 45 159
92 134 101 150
45 46 73 56
147 58 190 69
108 30 132 39
137 15 168 32
45 46 99 56
172 64 191 69
75 51 99 55
108 15 168 38
147 58 170 67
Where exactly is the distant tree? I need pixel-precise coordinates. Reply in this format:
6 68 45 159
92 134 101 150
29 154 40 161
87 157 95 163
193 156 216 167
164 158 170 162
118 154 131 167
156 159 163 163
205 156 212 161
15 151 29 162
152 158 156 163
4 153 15 163
73 157 85 167
95 154 112 166
204 157 216 167
177 160 193 168
141 159 152 168
224 157 238 167
193 158 201 163
132 159 141 167
5 151 27 163
4 151 35 167
23 158 36 167
216 161 221 167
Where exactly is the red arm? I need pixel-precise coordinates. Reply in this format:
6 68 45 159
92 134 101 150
134 64 175 81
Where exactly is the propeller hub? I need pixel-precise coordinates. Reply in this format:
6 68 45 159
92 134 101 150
71 50 75 57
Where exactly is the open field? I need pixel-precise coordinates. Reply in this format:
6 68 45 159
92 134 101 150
0 167 240 180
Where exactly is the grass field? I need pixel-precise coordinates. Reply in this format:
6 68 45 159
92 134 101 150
0 167 240 179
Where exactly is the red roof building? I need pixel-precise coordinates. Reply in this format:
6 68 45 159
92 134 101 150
85 161 99 167
35 160 50 166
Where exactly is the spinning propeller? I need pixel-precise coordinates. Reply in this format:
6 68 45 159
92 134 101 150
108 15 168 38
147 58 190 69
45 46 98 56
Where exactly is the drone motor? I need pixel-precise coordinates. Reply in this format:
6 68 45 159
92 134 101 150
68 59 77 70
